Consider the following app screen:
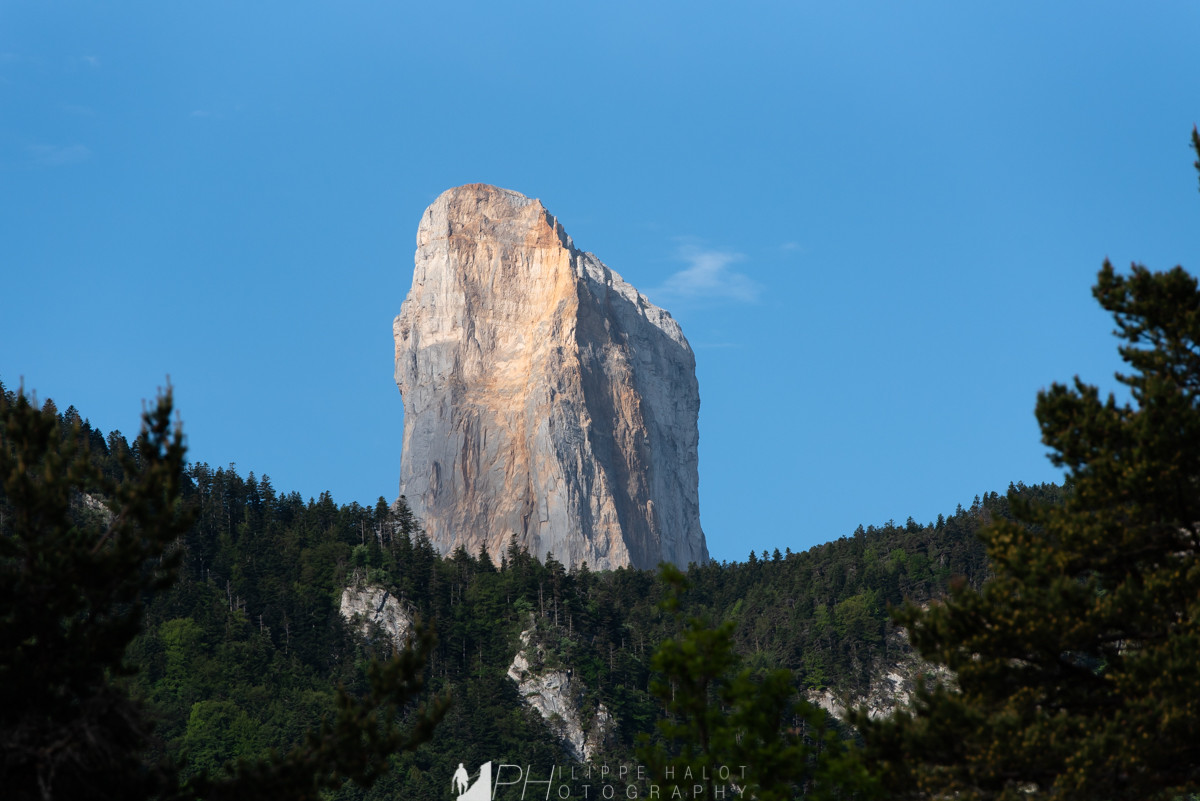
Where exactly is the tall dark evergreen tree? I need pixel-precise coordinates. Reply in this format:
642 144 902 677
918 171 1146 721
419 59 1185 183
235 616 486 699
0 388 447 801
0 387 194 798
857 131 1200 801
640 565 874 801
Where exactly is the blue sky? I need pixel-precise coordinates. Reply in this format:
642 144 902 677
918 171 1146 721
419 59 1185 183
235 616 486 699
3 2 1198 563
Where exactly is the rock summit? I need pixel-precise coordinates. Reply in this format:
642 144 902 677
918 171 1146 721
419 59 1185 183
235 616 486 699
394 185 708 570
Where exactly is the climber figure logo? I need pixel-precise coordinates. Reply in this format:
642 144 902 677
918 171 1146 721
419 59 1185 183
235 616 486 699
454 761 491 801
452 763 469 795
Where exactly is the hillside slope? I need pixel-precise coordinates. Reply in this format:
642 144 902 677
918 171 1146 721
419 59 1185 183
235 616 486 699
1 384 1061 799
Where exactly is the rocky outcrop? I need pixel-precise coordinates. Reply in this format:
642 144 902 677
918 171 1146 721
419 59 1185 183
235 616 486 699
507 626 612 762
339 584 413 652
806 627 952 721
78 492 113 525
394 184 708 570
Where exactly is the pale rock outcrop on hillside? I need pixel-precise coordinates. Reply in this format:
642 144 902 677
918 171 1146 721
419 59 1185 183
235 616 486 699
507 625 612 762
339 584 413 652
805 627 952 721
394 184 708 570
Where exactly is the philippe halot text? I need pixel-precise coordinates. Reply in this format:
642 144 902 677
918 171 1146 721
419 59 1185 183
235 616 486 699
453 761 750 800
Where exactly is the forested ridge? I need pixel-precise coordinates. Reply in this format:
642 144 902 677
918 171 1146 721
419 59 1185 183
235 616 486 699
0 380 1058 799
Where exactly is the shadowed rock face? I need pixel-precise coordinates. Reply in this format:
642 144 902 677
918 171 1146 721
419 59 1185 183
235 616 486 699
394 184 708 571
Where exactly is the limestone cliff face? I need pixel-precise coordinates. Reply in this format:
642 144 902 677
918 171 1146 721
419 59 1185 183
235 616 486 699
339 583 413 652
805 626 953 722
507 625 613 761
394 184 707 570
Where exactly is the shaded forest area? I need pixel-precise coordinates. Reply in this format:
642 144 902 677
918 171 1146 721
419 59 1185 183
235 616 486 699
0 384 1062 799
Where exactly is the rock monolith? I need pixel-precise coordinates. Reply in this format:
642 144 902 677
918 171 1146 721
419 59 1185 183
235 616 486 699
394 184 708 570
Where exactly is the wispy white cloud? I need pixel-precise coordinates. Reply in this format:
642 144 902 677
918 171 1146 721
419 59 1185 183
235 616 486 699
28 143 91 167
82 55 100 69
648 245 761 304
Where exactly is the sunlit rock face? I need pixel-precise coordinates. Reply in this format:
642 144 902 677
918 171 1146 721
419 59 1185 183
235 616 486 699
393 184 708 570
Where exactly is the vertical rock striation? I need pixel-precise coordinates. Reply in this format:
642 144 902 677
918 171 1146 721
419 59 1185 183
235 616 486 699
393 184 708 570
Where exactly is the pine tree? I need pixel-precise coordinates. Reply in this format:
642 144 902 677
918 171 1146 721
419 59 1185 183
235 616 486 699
0 387 193 799
0 388 447 801
856 131 1200 801
639 564 875 801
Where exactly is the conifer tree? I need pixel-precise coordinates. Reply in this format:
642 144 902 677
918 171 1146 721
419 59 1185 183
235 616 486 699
0 386 193 799
856 131 1200 801
0 387 447 801
640 564 874 801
